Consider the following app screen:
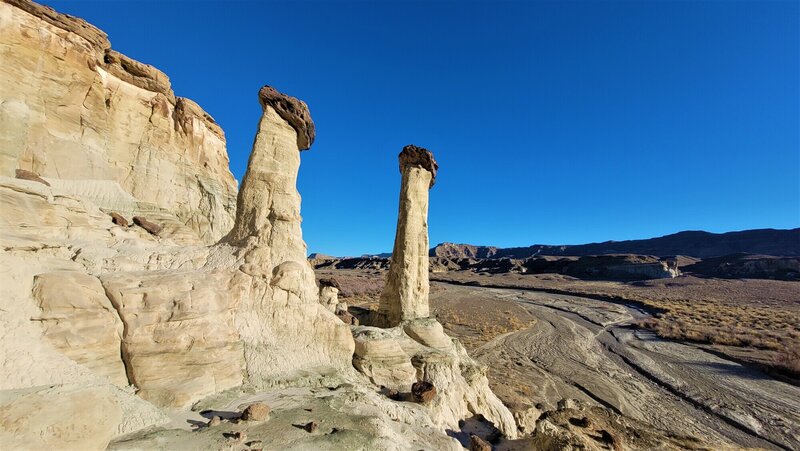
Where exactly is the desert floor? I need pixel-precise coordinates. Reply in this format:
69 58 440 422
322 269 800 450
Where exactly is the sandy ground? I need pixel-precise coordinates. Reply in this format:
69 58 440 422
323 269 800 450
437 284 799 450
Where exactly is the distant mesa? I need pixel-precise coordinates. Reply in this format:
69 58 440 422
429 228 800 260
313 228 800 261
311 228 799 282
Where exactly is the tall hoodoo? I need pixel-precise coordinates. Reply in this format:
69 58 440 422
225 85 315 248
220 85 354 383
378 145 439 326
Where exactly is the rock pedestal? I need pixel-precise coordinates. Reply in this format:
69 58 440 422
219 86 354 384
378 145 438 326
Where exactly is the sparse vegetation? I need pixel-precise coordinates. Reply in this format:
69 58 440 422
427 271 800 379
320 268 800 380
773 347 800 378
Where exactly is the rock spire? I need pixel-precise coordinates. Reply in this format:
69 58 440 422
378 145 438 326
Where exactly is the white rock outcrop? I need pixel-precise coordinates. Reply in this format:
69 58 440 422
0 0 237 244
32 271 128 387
0 1 518 448
378 145 439 326
216 86 355 386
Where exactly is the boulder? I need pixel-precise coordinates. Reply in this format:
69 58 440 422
412 381 437 403
302 421 319 433
241 402 270 421
101 270 246 409
258 85 316 150
353 327 417 391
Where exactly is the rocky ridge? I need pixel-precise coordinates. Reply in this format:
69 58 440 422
430 228 800 259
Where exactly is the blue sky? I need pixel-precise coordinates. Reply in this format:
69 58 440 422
49 0 798 256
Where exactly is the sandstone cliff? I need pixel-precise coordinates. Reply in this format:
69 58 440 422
0 0 237 244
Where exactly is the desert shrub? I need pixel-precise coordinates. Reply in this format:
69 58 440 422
773 348 800 378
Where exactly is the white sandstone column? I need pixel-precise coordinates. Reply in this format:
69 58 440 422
378 145 438 326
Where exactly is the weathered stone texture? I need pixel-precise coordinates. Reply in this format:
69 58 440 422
101 270 246 409
32 271 128 387
378 145 437 326
0 0 237 243
221 97 354 384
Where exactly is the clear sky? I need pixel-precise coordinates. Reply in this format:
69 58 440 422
49 0 799 256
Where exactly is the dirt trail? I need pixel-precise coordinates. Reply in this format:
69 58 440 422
436 284 799 450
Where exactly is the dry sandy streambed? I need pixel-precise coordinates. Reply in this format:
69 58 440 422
430 283 800 450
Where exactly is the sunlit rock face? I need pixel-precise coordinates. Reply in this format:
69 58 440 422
0 0 237 244
0 1 518 448
378 145 438 326
354 145 518 438
217 87 355 386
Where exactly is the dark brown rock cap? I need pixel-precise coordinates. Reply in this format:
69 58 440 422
318 278 340 290
399 145 438 187
258 85 315 150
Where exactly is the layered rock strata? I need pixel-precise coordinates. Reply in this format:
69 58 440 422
0 0 237 243
378 145 438 326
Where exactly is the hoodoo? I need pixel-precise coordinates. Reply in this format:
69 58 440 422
378 145 439 326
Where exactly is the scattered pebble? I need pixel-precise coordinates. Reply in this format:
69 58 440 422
303 421 318 433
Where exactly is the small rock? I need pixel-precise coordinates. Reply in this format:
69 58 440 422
568 416 591 428
470 434 492 451
15 169 50 186
227 431 246 443
246 440 263 448
599 429 617 446
385 388 399 400
336 310 359 325
132 216 161 235
241 402 270 421
109 212 128 227
411 381 436 403
303 421 318 433
207 416 222 427
557 398 579 410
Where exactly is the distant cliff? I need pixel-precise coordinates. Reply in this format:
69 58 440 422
430 228 800 259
